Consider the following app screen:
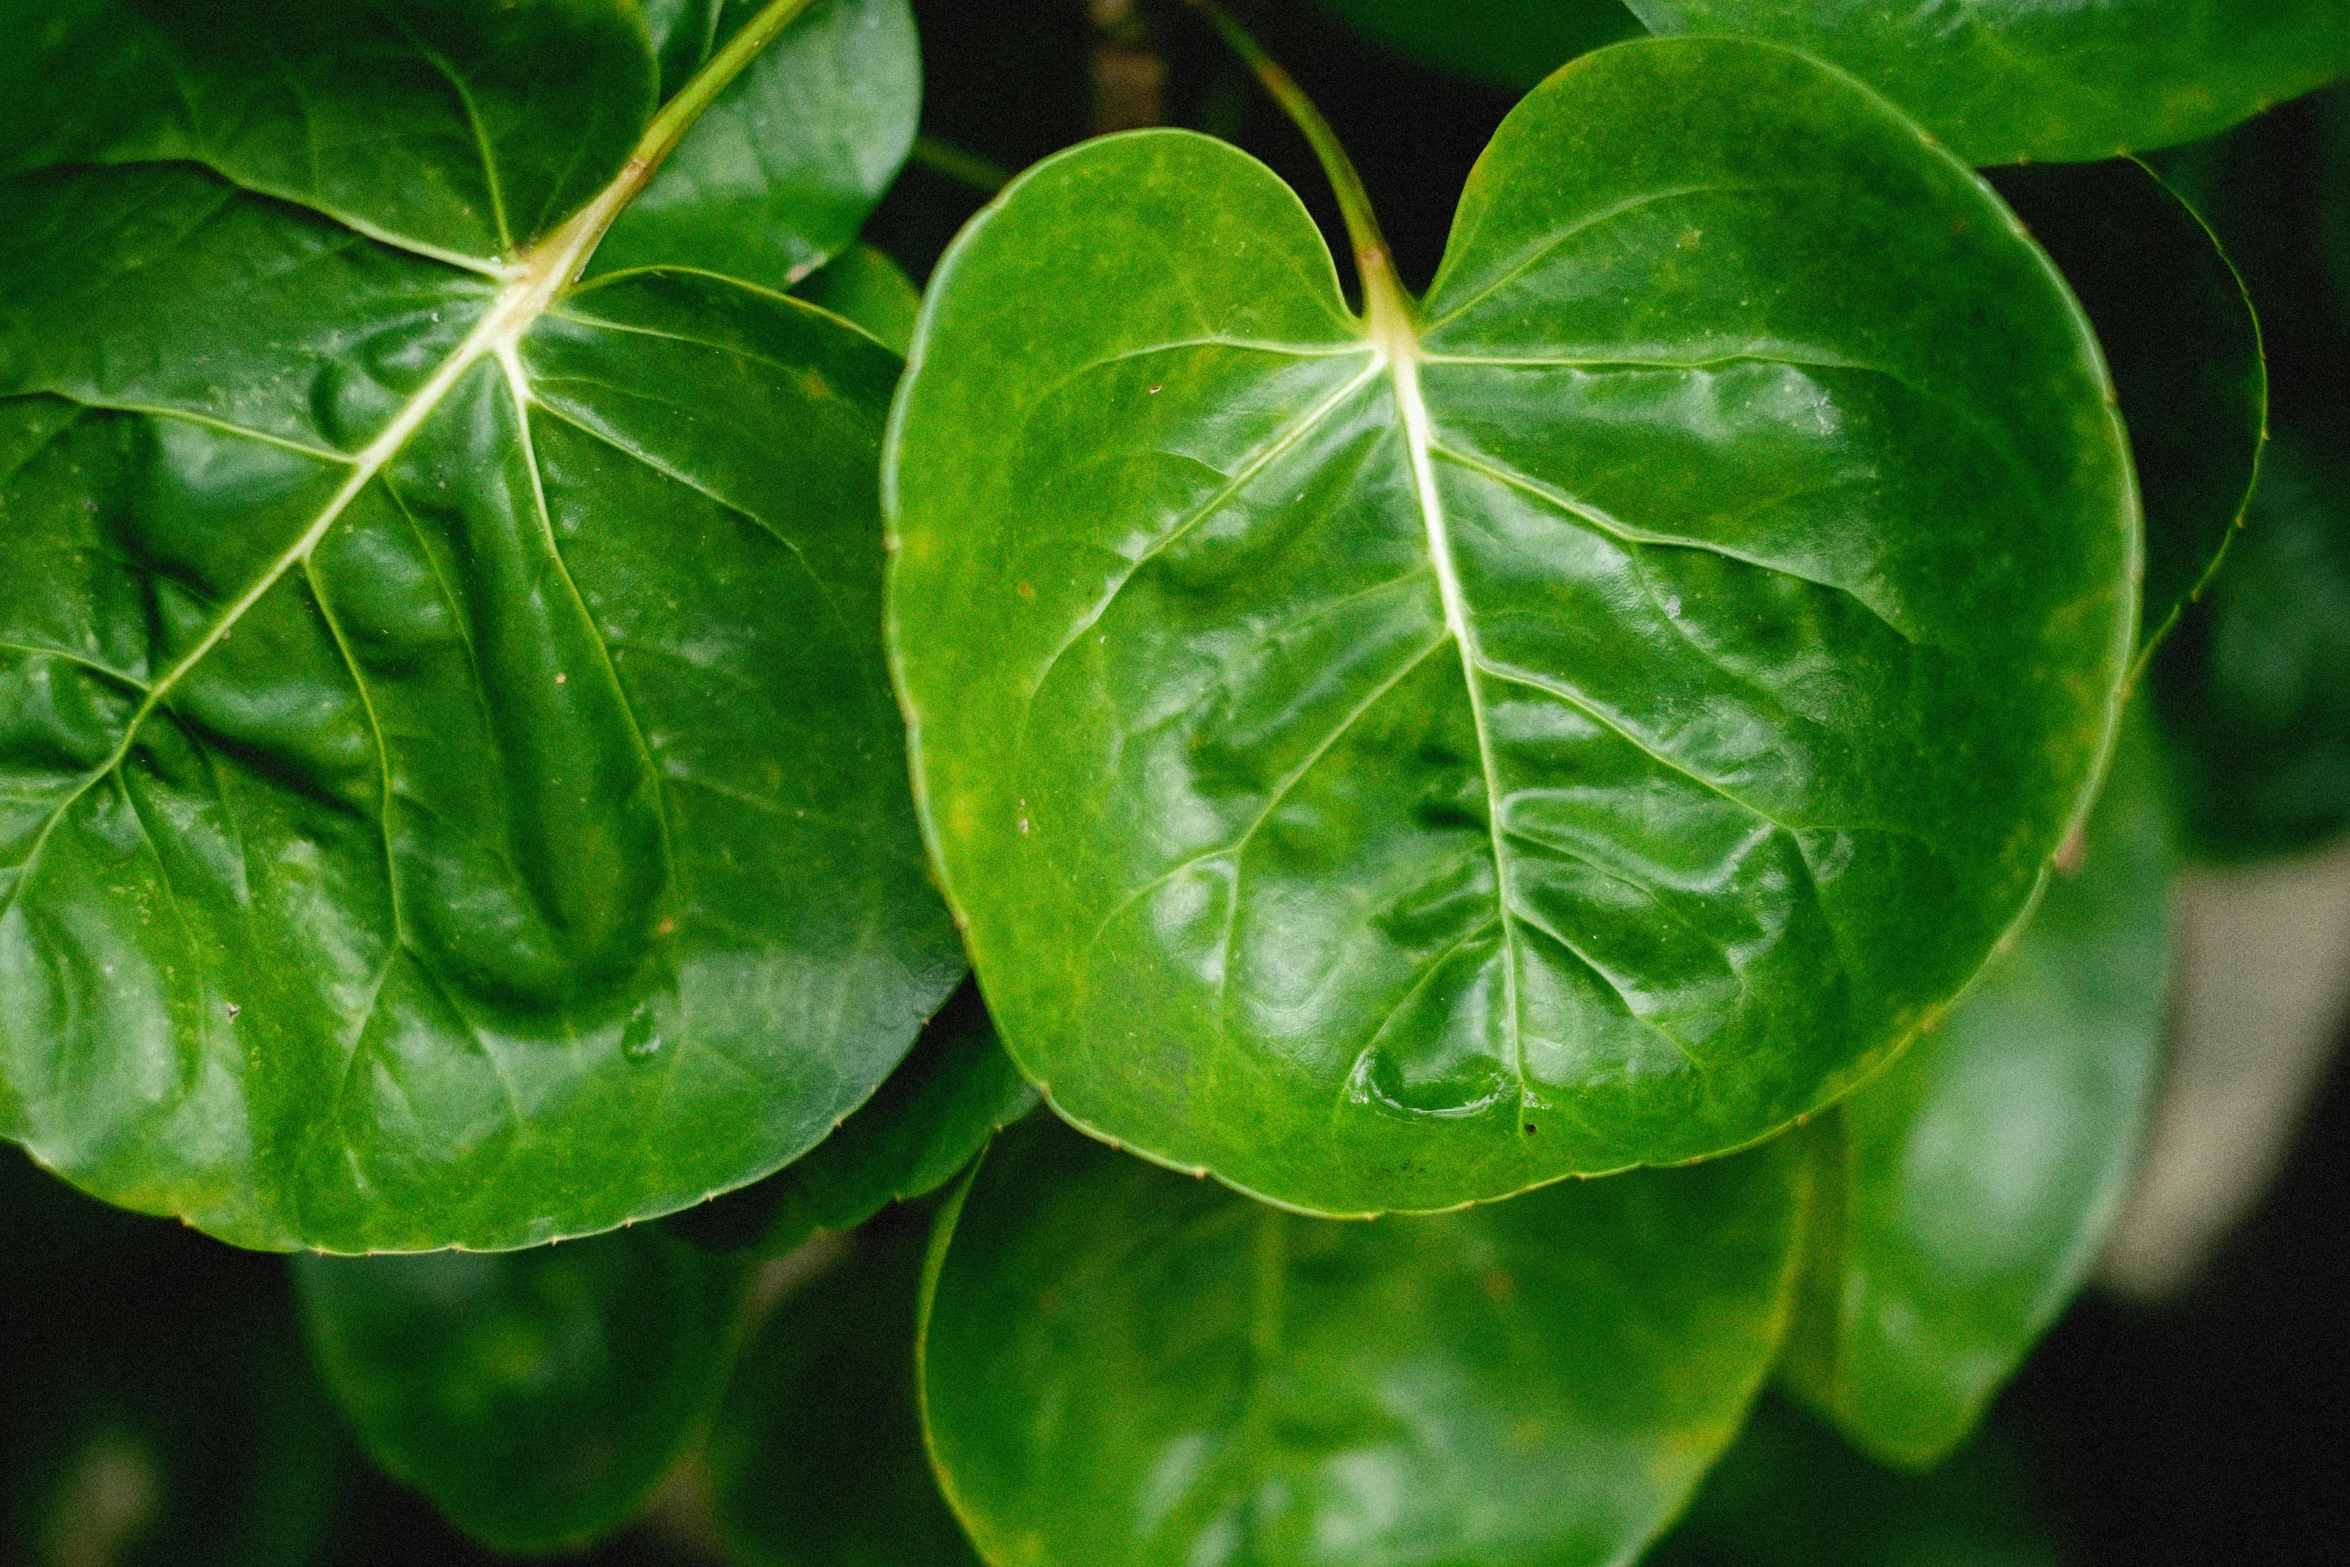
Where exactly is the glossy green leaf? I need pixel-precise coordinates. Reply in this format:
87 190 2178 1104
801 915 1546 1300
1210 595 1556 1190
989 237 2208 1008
0 0 654 271
0 0 958 1251
887 37 2136 1216
1985 161 2264 663
295 1227 752 1554
2157 429 2350 858
666 977 1037 1257
1781 705 2172 1469
1644 1396 2066 1567
705 1217 981 1567
591 0 923 295
1308 0 1643 90
795 242 926 356
1625 1 2350 166
918 1117 1811 1567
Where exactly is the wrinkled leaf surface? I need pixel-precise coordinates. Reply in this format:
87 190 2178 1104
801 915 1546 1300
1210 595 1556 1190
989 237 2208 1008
918 1118 1808 1567
0 0 957 1251
888 38 2136 1215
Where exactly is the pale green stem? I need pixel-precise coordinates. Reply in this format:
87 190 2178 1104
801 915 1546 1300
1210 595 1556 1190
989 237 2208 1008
529 0 822 286
912 134 1014 195
639 0 822 174
1186 0 1412 331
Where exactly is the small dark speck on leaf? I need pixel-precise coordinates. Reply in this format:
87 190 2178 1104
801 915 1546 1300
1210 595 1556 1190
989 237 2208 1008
1522 1123 1535 1134
1016 581 1036 599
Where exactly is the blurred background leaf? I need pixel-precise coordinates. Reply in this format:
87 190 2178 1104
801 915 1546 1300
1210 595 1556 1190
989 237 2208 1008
2150 84 2350 862
1782 706 2174 1467
294 1233 752 1554
1644 1396 2067 1567
700 1212 979 1566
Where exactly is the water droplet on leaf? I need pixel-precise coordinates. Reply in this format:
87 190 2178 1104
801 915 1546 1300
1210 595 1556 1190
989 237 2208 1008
621 1007 664 1063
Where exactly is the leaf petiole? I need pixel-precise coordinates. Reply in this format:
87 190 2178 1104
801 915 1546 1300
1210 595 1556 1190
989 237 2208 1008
529 0 825 292
1184 0 1413 328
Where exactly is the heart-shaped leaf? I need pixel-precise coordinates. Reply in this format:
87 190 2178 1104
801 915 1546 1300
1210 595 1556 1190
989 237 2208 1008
887 36 2135 1215
918 1117 1810 1567
296 1229 753 1553
1781 703 2173 1469
1985 161 2264 667
0 0 961 1251
1626 1 2350 165
705 1218 983 1567
665 977 1037 1257
1309 0 1643 89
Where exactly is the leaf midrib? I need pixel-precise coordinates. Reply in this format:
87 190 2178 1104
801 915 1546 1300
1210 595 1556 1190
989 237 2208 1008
3 1 821 908
1372 280 1532 1113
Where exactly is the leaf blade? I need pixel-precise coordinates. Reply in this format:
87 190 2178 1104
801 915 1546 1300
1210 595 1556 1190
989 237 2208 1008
919 1120 1811 1567
887 38 2136 1215
1627 0 2350 165
0 0 957 1251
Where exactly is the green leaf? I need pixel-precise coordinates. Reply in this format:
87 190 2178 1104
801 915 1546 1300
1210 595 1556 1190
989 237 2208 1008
665 977 1037 1257
1985 161 2264 665
591 0 923 295
704 1218 982 1566
1644 1396 2066 1567
1625 0 2350 166
794 242 926 356
2157 429 2350 858
920 1120 1810 1567
1780 703 2173 1470
1308 0 1643 89
0 0 958 1251
295 1227 752 1554
2143 89 2350 861
887 37 2136 1216
0 0 654 271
